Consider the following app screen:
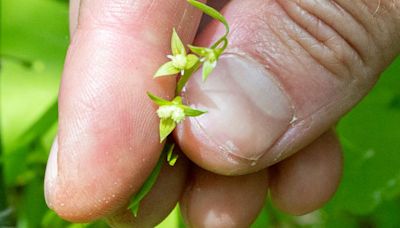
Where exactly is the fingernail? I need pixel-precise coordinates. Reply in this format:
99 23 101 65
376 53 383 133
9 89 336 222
44 137 58 207
183 54 292 160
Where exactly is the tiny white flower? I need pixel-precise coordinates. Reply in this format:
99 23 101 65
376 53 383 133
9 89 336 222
168 54 188 70
171 107 185 123
156 105 186 123
156 105 174 119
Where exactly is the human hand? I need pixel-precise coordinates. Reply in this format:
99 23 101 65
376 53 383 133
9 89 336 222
45 0 400 227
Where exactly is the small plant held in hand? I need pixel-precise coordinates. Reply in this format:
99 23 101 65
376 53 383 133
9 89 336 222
128 0 230 216
147 92 206 143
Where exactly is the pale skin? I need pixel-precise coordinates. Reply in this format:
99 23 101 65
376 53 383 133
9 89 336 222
44 0 400 227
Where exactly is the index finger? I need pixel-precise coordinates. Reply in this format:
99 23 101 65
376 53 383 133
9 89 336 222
45 0 204 222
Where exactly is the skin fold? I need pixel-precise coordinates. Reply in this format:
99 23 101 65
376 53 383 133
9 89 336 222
44 0 400 226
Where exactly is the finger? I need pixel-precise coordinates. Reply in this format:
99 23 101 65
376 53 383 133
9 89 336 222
69 0 80 37
180 166 268 228
176 0 400 175
45 0 204 222
106 154 189 228
269 130 342 215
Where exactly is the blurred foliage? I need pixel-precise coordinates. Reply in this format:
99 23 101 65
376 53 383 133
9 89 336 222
1 0 399 227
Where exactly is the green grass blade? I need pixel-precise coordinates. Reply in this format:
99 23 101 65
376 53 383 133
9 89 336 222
16 100 58 151
128 146 167 216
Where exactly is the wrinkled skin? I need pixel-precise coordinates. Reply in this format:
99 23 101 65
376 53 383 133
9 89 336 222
45 0 400 227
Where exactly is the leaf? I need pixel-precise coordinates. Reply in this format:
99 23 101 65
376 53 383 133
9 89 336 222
1 0 69 65
188 45 206 56
323 56 400 215
18 178 48 228
202 60 217 81
185 54 199 70
41 210 71 228
186 0 229 50
147 92 171 106
171 28 186 56
128 149 165 216
18 100 58 149
167 153 178 167
165 143 178 166
390 94 400 109
154 61 180 77
187 0 229 35
159 118 176 143
180 106 207 117
156 206 186 228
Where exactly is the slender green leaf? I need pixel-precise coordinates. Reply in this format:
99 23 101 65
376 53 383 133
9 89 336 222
187 0 229 50
19 178 48 228
128 150 165 216
165 143 178 166
167 154 178 166
202 60 217 81
171 28 186 56
154 61 180 78
180 106 207 117
147 92 171 106
159 118 176 143
17 100 58 149
0 118 11 226
188 45 206 56
187 0 229 36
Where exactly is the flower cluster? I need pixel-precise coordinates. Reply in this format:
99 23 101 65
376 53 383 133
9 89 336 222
147 93 206 142
150 0 230 142
157 105 185 123
129 0 230 216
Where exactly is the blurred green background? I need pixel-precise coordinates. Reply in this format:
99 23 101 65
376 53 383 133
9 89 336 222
1 0 400 227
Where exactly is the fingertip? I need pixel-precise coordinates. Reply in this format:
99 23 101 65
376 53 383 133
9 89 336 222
269 130 343 215
180 166 268 228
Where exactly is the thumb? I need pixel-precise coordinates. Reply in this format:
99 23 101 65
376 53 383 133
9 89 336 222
176 0 400 175
44 0 203 222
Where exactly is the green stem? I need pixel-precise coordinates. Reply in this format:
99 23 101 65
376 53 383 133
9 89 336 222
128 143 174 216
176 61 201 95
